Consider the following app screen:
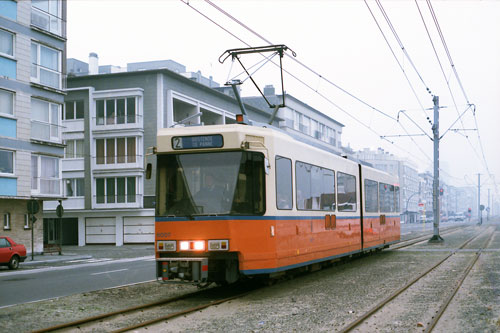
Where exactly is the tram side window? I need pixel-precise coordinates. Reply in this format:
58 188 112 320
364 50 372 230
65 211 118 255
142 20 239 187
379 183 395 212
364 179 379 213
337 172 357 212
296 161 335 211
276 156 292 210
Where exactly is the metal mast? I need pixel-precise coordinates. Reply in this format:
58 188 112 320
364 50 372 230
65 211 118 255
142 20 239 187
429 95 443 242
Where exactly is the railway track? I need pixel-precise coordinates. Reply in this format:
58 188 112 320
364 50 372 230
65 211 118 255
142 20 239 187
340 225 496 332
32 224 475 332
32 283 260 333
391 224 465 250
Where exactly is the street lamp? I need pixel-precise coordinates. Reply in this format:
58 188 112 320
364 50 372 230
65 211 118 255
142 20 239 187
405 192 419 223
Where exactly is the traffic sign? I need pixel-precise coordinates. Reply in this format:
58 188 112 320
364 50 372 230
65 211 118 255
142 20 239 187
27 200 39 215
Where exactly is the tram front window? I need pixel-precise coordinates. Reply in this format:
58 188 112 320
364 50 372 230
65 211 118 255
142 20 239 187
157 152 265 216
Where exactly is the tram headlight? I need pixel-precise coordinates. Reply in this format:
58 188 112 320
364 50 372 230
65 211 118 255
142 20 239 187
157 241 176 252
178 240 205 251
208 240 229 251
193 241 205 251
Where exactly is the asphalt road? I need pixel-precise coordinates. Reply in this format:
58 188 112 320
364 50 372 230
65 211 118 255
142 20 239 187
0 257 156 308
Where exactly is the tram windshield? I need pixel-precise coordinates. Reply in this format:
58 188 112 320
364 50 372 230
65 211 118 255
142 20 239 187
157 151 265 217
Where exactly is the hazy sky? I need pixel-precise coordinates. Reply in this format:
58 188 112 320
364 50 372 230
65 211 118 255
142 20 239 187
67 0 500 202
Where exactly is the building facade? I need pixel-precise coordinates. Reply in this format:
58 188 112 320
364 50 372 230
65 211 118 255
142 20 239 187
0 0 66 254
44 57 280 246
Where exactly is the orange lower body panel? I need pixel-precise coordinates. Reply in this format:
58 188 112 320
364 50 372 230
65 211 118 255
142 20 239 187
155 215 400 275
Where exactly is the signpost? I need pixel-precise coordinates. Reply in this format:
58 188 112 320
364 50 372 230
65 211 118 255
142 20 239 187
27 199 39 261
56 200 64 255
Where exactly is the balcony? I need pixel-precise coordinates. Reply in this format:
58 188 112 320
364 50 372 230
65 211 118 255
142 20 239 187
93 194 142 209
31 177 62 197
44 197 84 210
92 154 143 171
31 64 66 91
62 158 84 171
31 120 62 143
31 6 65 38
92 114 143 131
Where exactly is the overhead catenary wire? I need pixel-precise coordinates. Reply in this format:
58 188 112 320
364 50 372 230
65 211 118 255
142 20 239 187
415 0 468 136
182 0 435 165
181 0 494 188
204 0 398 123
425 0 497 194
363 0 431 134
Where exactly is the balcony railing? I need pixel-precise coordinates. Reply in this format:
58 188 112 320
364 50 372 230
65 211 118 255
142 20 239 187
31 120 63 142
32 177 61 196
31 7 65 38
94 194 142 205
93 155 143 166
93 114 142 127
31 63 65 91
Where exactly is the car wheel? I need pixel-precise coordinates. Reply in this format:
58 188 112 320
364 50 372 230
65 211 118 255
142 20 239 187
8 255 20 270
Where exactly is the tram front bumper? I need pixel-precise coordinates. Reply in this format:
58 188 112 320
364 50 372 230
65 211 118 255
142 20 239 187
156 258 208 283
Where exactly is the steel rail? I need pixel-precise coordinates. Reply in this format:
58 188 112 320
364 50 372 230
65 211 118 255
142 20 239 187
31 288 212 333
391 225 465 250
425 226 496 332
340 227 488 332
112 289 255 333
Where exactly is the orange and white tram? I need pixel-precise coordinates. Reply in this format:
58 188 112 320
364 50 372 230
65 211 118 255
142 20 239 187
154 123 400 285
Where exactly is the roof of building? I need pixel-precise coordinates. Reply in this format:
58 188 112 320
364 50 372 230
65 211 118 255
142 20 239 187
67 67 278 120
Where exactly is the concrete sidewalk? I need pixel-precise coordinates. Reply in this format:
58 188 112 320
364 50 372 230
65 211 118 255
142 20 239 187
21 244 155 266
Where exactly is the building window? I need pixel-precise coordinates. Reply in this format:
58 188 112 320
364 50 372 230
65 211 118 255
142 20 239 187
96 97 136 125
31 155 60 195
64 100 84 120
65 139 84 158
96 137 137 165
31 42 61 89
0 89 14 116
31 0 62 36
0 149 14 174
24 214 30 229
31 98 60 141
276 156 292 210
3 213 10 230
65 178 84 197
96 176 137 204
0 29 14 57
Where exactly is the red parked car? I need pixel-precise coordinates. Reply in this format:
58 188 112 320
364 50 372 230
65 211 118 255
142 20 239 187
0 236 27 269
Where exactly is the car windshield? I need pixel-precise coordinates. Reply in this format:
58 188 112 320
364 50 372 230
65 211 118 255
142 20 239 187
157 151 265 217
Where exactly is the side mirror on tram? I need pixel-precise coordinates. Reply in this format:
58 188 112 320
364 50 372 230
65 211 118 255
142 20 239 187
146 163 152 179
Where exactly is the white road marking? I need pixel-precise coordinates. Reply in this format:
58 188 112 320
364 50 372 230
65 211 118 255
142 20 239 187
91 268 129 275
67 258 112 263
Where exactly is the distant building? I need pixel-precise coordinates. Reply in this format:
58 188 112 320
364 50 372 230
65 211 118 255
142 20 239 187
0 0 67 254
43 55 278 246
354 148 419 223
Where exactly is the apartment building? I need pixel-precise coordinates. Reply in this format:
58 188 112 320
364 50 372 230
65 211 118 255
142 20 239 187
0 0 66 254
43 56 278 246
242 85 344 155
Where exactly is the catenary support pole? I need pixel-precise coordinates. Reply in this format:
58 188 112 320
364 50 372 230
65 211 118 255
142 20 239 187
478 173 481 225
429 95 443 242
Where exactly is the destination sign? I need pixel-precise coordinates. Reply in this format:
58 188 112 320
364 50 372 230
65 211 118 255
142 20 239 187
172 135 224 150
